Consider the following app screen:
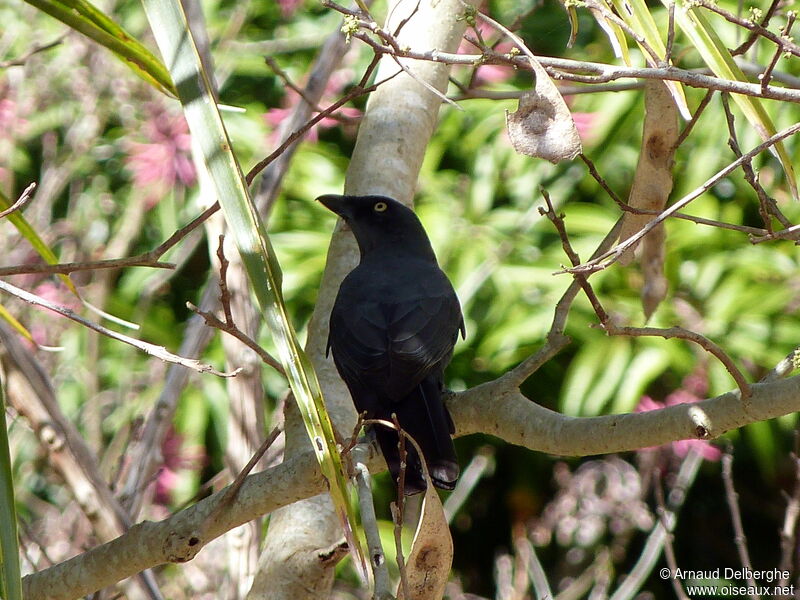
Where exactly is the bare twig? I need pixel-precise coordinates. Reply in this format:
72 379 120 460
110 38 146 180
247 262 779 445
540 190 751 399
0 202 220 276
246 55 387 185
673 90 715 150
665 0 676 66
264 56 356 124
696 0 800 59
187 301 285 375
0 279 238 377
653 476 690 600
761 12 797 90
720 94 791 231
198 426 282 531
215 235 235 324
564 121 800 274
0 36 65 68
579 153 625 207
581 151 767 235
721 449 758 600
325 0 800 102
732 0 782 56
187 238 285 374
778 439 800 587
0 182 36 219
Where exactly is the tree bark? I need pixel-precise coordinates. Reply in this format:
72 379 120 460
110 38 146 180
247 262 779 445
249 0 478 597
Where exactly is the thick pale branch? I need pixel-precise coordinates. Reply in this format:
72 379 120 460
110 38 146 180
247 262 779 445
22 448 380 600
450 375 800 454
321 6 800 104
22 371 800 598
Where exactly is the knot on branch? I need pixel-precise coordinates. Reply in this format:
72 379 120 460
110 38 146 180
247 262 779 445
163 529 203 563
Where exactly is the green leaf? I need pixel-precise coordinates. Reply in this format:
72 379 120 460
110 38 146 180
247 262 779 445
24 0 176 96
669 0 798 199
0 189 79 298
139 0 366 576
594 10 632 64
0 306 35 345
0 381 23 600
607 0 691 118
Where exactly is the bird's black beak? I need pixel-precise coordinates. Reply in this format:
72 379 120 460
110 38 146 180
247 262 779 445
316 194 350 220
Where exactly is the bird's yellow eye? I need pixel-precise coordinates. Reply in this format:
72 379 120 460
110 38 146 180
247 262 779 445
373 201 388 212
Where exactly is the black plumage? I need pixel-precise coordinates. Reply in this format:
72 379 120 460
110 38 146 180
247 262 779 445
318 194 465 495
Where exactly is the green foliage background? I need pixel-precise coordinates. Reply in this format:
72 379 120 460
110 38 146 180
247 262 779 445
2 0 800 594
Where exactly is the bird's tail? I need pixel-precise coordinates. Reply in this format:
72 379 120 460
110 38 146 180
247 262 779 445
375 376 459 495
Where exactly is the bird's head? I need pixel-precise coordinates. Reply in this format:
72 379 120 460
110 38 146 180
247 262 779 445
316 194 436 260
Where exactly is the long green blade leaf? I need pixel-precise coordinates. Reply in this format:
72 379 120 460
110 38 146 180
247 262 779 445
24 0 176 96
669 0 798 199
0 381 23 600
0 189 79 297
607 0 691 118
139 0 366 576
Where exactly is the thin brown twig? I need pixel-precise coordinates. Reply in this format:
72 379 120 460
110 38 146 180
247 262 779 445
501 214 625 389
320 7 800 103
665 0 676 66
0 182 36 219
732 0 782 56
778 438 800 587
721 448 758 600
0 202 220 277
265 56 326 113
0 36 66 68
761 12 796 91
186 303 285 375
563 121 800 274
751 223 800 243
391 414 411 599
673 89 715 150
187 238 285 376
696 0 800 59
653 476 690 600
580 153 767 234
579 153 625 207
540 190 752 400
215 235 235 325
246 54 387 185
264 56 357 124
611 325 750 399
720 94 791 231
0 278 239 377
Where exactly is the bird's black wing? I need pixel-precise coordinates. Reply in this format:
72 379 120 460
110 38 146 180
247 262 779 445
328 265 463 402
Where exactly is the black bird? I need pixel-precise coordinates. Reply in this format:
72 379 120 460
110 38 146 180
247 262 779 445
318 194 465 495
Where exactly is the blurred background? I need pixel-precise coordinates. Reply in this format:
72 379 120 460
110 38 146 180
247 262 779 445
2 0 800 596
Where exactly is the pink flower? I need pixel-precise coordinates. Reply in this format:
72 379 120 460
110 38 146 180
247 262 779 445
571 112 599 143
455 20 516 86
264 68 363 144
635 372 721 462
0 95 29 141
125 106 196 200
278 0 303 17
154 426 206 505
